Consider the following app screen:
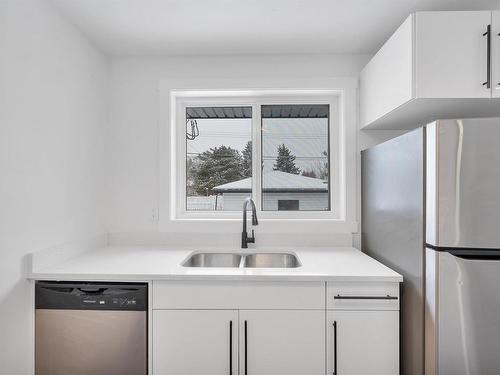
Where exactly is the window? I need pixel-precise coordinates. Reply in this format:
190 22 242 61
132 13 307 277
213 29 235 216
261 105 330 211
185 106 252 211
170 90 344 220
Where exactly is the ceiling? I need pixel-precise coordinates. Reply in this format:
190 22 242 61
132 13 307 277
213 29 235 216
50 0 500 57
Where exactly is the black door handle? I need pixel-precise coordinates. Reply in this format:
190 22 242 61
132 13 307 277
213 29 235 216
483 24 491 89
229 320 233 375
244 320 248 375
333 321 338 375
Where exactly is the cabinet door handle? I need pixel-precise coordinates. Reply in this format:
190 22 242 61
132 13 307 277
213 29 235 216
483 24 491 88
229 320 233 375
334 294 398 300
333 321 338 375
244 320 248 375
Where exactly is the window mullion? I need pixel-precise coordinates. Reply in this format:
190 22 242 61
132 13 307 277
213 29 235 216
252 102 262 212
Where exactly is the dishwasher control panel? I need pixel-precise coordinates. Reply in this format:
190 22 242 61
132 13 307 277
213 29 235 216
35 281 148 311
81 294 137 308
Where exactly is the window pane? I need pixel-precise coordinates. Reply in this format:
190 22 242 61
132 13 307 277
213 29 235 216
261 104 330 211
186 106 252 211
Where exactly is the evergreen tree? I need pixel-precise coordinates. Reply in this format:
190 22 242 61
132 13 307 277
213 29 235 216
273 144 301 175
318 150 329 180
186 155 198 195
242 141 252 177
192 146 243 195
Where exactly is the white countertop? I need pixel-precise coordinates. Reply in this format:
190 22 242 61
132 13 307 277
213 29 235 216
29 245 403 282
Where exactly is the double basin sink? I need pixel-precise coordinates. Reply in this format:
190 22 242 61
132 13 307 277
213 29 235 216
183 252 301 268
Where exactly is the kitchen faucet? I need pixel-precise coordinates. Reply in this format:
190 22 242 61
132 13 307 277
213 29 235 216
242 198 258 248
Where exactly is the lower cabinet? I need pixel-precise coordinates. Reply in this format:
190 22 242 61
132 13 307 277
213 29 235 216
151 281 400 375
240 310 325 375
153 309 325 375
153 310 238 375
327 310 399 375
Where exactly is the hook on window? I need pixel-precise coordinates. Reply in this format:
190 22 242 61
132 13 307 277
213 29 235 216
186 119 199 140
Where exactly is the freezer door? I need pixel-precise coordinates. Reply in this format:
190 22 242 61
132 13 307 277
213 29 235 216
426 250 500 375
427 118 500 248
35 310 147 375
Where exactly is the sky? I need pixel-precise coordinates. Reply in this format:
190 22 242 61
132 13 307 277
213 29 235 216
186 118 251 155
186 117 329 174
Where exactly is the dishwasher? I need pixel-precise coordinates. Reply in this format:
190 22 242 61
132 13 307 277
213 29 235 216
35 281 148 375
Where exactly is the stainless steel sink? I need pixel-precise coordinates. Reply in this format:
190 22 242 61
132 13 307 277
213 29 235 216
243 253 301 268
182 252 301 268
182 253 242 267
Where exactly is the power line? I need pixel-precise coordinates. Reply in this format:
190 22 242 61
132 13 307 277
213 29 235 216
187 152 328 160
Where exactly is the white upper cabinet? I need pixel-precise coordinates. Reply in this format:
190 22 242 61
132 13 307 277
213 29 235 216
360 11 500 130
360 16 414 130
493 11 500 98
416 11 491 99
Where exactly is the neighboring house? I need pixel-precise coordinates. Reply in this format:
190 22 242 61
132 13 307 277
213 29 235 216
213 170 329 211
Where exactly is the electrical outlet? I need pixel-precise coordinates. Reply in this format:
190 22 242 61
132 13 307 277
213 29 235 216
151 208 159 221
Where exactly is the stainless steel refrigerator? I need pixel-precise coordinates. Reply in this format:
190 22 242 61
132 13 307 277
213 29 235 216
362 118 500 375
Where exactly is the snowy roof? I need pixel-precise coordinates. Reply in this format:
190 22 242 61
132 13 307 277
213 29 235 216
213 170 328 193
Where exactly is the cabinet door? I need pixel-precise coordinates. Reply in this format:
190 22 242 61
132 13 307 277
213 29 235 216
493 11 500 97
327 310 399 375
240 310 324 375
153 310 237 375
416 11 492 98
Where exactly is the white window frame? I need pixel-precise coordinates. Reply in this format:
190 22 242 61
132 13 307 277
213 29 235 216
169 89 346 222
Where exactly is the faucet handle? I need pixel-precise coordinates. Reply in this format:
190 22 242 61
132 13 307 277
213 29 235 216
249 230 256 243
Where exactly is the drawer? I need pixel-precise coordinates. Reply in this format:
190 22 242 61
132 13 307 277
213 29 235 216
153 280 325 310
327 282 399 310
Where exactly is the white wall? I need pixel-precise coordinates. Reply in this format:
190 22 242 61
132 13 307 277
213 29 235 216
107 54 370 239
0 0 109 373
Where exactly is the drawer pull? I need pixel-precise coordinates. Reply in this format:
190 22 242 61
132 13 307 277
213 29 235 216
334 294 398 300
